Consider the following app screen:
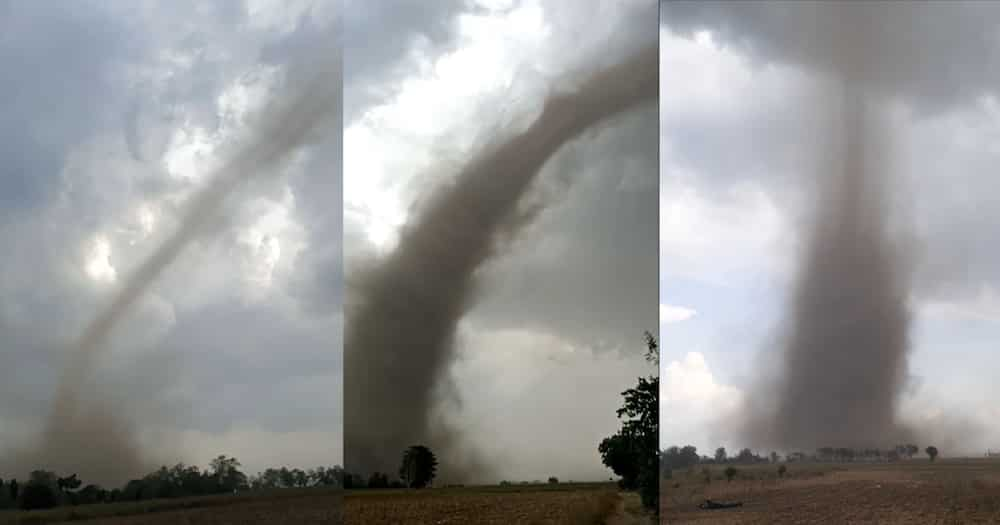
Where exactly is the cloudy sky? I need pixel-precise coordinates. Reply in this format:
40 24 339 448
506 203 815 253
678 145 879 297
660 1 1000 455
343 0 657 482
0 0 341 479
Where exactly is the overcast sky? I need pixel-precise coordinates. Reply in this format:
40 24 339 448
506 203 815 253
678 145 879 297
344 0 657 482
0 0 341 478
661 1 1000 455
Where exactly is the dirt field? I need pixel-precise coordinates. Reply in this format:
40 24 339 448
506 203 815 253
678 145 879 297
344 482 623 524
662 458 1000 524
0 487 342 524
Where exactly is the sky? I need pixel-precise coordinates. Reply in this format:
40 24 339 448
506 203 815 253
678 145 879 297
343 0 658 482
660 1 1000 456
0 0 341 480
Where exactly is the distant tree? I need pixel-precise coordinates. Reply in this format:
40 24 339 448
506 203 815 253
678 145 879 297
56 473 81 494
906 444 919 459
714 447 727 463
76 484 105 505
778 465 787 478
499 480 512 487
736 448 754 464
9 479 17 501
547 477 559 484
724 466 738 483
770 451 779 464
367 472 390 489
210 455 248 493
19 480 58 511
399 445 438 489
926 446 939 462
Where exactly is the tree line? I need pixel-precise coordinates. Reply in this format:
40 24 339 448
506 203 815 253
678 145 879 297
0 455 342 511
661 443 942 478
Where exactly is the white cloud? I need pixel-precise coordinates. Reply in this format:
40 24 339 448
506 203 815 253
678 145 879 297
917 285 1000 323
84 236 118 283
660 303 696 324
660 176 788 284
661 352 743 450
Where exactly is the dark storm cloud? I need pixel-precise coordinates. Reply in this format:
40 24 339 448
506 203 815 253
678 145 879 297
662 0 1000 116
660 0 1000 307
0 1 144 215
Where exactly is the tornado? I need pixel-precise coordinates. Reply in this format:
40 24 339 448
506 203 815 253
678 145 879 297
744 9 915 451
343 45 658 482
20 43 341 487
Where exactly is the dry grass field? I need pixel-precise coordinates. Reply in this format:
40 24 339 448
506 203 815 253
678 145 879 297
344 482 625 525
662 458 1000 524
0 486 342 525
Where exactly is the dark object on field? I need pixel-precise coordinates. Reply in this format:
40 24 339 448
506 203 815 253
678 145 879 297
698 499 744 510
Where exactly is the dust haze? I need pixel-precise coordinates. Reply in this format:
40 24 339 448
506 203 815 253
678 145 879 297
2 44 341 487
343 45 658 482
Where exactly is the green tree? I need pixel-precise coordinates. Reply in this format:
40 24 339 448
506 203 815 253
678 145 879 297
714 447 727 463
399 445 438 488
724 466 738 483
599 332 659 512
925 446 938 461
601 434 642 488
210 455 248 493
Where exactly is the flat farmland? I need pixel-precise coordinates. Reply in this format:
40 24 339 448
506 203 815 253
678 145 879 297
0 487 342 525
663 459 1000 524
344 482 623 525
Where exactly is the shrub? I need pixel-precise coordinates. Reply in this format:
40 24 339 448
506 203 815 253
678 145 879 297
724 466 738 483
778 465 787 478
19 483 58 511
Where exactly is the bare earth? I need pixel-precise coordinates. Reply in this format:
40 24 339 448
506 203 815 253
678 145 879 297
344 483 618 524
663 459 1000 524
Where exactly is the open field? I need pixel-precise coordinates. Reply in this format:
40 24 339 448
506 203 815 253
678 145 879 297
344 482 626 524
0 486 342 525
662 458 1000 524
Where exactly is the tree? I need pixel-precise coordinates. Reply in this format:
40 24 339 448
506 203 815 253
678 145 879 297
399 445 438 488
548 476 559 484
906 444 919 459
778 465 787 478
56 473 81 493
715 447 727 463
209 455 248 493
602 434 642 487
926 446 939 462
367 472 390 489
770 451 779 464
724 466 738 483
600 332 659 512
